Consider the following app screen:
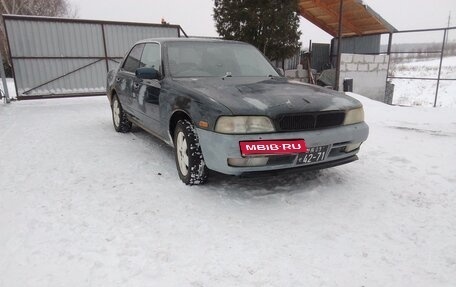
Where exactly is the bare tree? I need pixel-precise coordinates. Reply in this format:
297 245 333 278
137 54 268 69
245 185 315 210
0 0 78 76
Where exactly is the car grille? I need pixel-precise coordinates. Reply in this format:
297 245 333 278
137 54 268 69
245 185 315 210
276 112 345 131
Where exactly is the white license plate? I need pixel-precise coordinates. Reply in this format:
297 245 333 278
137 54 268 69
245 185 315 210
296 145 329 164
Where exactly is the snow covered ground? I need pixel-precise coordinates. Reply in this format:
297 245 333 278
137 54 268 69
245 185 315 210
0 94 455 286
391 56 456 107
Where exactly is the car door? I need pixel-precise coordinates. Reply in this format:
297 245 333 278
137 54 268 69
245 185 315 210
136 42 163 133
115 43 145 114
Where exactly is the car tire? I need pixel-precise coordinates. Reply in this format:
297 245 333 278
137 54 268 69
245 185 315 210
111 94 132 133
174 119 208 185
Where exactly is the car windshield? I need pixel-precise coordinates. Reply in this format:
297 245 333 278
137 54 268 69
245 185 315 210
167 41 279 78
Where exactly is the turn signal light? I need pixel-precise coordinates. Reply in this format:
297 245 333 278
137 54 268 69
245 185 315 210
345 142 361 152
227 157 269 167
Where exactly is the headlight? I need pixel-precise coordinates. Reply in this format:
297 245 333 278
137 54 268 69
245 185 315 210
215 116 275 134
343 107 364 125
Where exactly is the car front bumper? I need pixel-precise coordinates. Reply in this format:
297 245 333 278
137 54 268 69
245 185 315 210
196 122 369 176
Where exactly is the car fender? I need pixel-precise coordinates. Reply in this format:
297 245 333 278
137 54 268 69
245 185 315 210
160 79 232 143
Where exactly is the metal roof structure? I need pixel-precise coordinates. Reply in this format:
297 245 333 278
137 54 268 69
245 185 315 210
298 0 397 37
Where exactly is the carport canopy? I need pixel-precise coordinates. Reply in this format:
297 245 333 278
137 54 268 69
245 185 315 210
298 0 397 37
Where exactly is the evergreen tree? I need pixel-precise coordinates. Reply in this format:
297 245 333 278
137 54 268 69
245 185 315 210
213 0 302 61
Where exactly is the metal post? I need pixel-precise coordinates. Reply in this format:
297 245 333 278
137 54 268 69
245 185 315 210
434 29 447 107
334 0 344 91
101 24 110 73
386 33 393 55
0 52 10 103
179 26 188 38
385 32 393 76
384 32 393 104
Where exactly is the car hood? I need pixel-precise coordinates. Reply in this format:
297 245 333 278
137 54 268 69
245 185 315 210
172 77 362 117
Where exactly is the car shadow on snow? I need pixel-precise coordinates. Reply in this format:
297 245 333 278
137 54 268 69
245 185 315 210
203 169 343 198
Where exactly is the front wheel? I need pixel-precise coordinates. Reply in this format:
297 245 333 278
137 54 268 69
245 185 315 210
174 120 208 185
111 95 132 133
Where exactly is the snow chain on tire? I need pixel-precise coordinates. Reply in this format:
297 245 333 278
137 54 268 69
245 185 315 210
174 119 208 185
112 95 132 133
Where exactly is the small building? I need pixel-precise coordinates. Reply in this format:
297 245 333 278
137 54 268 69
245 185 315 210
296 0 396 102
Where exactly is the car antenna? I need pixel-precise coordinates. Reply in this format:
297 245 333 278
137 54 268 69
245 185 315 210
222 72 232 80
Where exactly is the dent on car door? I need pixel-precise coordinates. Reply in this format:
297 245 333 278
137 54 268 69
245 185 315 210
116 43 145 114
136 42 163 133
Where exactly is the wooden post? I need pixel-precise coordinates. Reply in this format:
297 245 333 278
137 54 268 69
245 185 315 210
334 0 344 91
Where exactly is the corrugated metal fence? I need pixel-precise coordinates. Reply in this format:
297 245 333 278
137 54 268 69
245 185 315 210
272 51 304 71
3 15 183 99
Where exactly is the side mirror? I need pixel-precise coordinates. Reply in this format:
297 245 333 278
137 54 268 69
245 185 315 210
136 67 161 80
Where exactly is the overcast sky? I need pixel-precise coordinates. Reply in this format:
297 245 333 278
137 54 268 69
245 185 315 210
72 0 456 46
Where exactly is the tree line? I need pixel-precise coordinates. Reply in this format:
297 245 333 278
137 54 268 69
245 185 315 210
389 41 456 62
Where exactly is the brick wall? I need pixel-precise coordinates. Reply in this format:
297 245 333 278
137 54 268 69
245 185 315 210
339 53 389 102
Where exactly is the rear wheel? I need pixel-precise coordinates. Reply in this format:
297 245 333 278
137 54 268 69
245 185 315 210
174 120 208 185
111 95 132 133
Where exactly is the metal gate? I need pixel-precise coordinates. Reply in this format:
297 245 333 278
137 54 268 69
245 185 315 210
3 15 184 99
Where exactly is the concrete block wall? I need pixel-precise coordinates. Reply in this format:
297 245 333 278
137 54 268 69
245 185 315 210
284 64 310 82
339 53 389 102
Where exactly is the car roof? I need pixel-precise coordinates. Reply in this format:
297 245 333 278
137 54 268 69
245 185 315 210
135 37 246 45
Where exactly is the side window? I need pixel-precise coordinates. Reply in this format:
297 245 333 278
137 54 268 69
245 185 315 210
122 44 144 73
139 43 161 71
